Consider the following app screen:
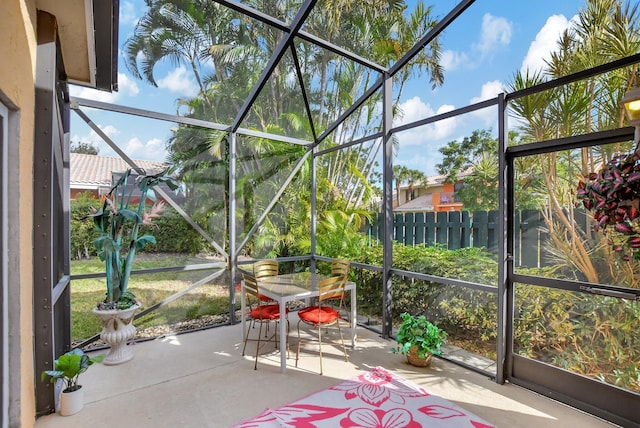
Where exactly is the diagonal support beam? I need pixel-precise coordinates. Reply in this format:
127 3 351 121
212 0 386 73
388 0 475 76
316 0 475 147
231 0 318 132
72 107 229 258
71 97 312 146
235 148 313 258
291 45 318 142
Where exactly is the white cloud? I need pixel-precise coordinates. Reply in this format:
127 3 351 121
124 137 166 161
70 85 117 103
521 14 571 74
70 73 139 103
70 124 119 153
440 50 469 72
157 66 199 97
98 124 119 138
441 14 511 71
470 80 504 104
469 80 504 126
402 153 441 176
117 73 140 96
120 1 138 26
475 14 512 58
394 97 458 146
71 126 167 162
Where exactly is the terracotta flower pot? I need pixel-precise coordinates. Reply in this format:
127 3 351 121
407 346 433 367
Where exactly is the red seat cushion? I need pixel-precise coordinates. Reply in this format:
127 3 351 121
258 294 275 302
250 304 287 320
298 306 341 325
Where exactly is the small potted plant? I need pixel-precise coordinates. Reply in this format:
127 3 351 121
41 349 104 416
391 312 447 367
89 167 178 365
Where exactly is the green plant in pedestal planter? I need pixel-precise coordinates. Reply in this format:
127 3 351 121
88 168 178 310
391 312 447 359
41 349 104 392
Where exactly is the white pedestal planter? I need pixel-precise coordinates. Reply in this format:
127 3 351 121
59 386 83 416
93 303 140 365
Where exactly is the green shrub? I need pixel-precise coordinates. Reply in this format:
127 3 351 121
70 195 206 259
70 193 101 260
146 210 207 254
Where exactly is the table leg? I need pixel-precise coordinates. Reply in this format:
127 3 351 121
279 301 287 373
241 286 246 342
351 286 357 348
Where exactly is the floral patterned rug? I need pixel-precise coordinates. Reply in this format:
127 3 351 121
233 366 496 427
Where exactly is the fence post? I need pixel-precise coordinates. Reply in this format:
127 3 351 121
487 210 498 256
461 211 471 248
473 211 489 249
436 212 448 246
448 211 462 249
520 209 540 268
425 212 436 246
404 212 415 246
414 212 425 245
394 213 404 243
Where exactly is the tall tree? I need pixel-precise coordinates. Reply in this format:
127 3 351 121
393 165 409 207
124 0 447 256
508 0 640 286
70 141 99 155
436 129 498 183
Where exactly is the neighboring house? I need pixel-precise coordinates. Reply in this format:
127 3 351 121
70 153 167 199
395 173 466 213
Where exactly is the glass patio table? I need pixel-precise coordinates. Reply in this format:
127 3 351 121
240 272 357 373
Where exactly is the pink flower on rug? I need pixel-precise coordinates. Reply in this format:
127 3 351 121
340 407 422 428
418 404 465 419
331 367 427 407
271 404 349 427
471 421 497 428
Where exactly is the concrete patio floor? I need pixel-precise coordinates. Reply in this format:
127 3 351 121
35 313 617 428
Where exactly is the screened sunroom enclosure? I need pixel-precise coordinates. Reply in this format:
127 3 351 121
34 0 640 426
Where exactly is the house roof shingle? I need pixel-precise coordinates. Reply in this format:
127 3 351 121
394 194 433 212
70 153 166 191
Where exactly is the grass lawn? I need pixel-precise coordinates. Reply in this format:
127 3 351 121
71 253 232 342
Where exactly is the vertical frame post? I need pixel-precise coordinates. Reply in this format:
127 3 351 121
382 74 394 338
310 147 317 273
496 93 511 384
229 132 237 324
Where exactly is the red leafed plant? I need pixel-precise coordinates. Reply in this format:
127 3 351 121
576 149 640 260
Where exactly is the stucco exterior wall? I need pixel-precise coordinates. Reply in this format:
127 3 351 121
0 0 38 426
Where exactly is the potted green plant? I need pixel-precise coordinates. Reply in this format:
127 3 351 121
41 349 104 416
89 167 177 365
391 312 447 367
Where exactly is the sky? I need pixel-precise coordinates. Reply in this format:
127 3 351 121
69 0 585 177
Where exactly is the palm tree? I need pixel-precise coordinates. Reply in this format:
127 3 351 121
124 0 447 257
405 169 426 202
393 165 410 207
507 0 640 286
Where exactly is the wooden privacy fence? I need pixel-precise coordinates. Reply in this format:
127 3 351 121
366 210 563 268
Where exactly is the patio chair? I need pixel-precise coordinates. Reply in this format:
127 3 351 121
253 259 279 304
241 273 289 370
295 275 349 375
330 258 350 278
